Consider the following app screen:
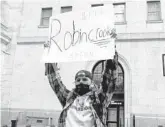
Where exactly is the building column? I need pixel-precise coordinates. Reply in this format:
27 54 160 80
48 117 51 126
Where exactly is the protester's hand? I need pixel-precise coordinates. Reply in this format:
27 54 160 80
44 40 50 48
111 28 117 39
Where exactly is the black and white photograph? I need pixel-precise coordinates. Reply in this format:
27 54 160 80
1 0 165 127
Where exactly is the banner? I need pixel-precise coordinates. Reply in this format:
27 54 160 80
42 5 115 62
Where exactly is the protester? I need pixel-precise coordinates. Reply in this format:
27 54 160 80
45 54 118 127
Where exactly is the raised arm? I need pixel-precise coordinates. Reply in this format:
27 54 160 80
101 52 118 104
45 63 70 107
102 60 116 94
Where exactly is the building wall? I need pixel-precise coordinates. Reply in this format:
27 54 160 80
10 43 62 110
18 0 165 41
1 0 16 110
3 0 165 127
1 108 61 127
117 40 165 126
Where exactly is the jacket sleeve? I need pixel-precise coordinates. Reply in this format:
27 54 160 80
101 60 116 93
100 52 118 105
45 63 70 107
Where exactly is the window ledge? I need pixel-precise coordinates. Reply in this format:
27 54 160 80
115 22 127 25
38 25 49 28
146 20 163 24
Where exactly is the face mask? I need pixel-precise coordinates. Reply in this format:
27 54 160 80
75 83 90 96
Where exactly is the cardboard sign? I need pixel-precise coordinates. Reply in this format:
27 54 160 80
42 5 115 62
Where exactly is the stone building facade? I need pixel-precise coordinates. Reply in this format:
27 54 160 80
1 0 165 127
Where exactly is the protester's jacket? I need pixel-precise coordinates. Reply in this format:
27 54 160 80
46 59 118 127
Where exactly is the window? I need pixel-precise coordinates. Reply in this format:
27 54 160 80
147 1 161 21
113 3 126 23
36 119 43 123
40 8 52 26
61 6 72 13
91 4 104 7
11 120 17 127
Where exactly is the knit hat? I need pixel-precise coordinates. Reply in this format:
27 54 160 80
75 70 92 80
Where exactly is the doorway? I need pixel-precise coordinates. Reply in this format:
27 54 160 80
107 102 124 127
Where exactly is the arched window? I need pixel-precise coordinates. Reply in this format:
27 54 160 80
92 60 124 92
